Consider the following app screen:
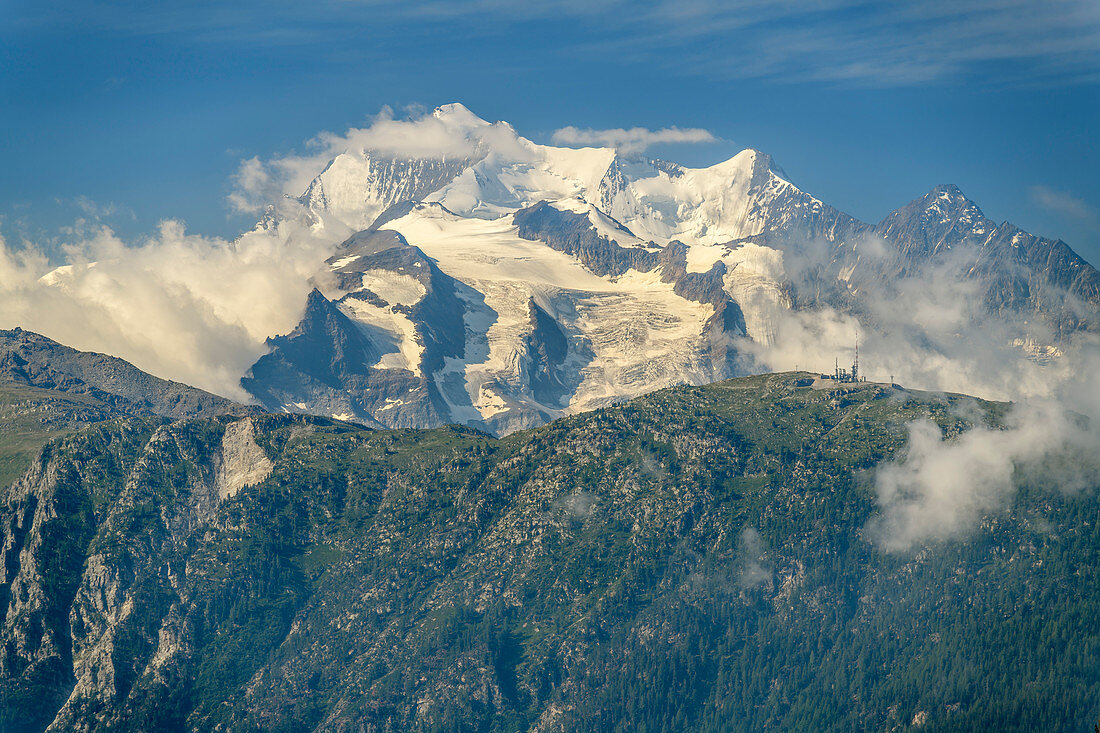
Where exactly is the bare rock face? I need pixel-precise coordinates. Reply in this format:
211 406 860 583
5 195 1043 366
872 185 1100 336
213 419 273 501
0 422 155 732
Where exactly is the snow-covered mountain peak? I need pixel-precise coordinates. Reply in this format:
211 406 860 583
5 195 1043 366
431 102 492 128
594 147 807 247
27 104 1100 440
875 183 998 258
705 147 763 174
884 184 992 230
293 107 822 251
921 184 982 210
931 183 965 198
299 108 621 229
691 148 793 191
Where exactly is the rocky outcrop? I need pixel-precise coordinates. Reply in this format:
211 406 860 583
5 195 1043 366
513 201 659 278
0 421 155 732
522 300 581 408
241 225 467 430
213 419 273 500
0 416 287 731
243 289 390 425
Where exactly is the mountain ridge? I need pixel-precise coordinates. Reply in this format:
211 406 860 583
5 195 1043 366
0 328 255 487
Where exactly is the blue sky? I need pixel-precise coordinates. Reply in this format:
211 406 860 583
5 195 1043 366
3 0 1099 264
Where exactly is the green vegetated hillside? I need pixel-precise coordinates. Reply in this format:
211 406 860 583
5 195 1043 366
0 383 130 488
0 373 1096 732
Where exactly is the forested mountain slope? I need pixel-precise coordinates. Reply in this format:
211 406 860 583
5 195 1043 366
0 373 1096 731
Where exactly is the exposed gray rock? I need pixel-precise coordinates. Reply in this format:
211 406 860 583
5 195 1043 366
513 201 659 278
243 289 435 429
213 419 273 500
242 223 476 430
523 300 585 409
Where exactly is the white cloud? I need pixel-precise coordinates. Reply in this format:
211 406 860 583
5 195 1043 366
738 239 1068 402
635 0 1100 86
0 211 341 401
73 196 133 221
340 0 1100 86
737 527 772 588
866 383 1100 552
724 234 1100 552
227 157 274 215
551 125 717 153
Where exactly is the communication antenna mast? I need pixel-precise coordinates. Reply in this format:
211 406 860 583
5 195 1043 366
853 338 860 382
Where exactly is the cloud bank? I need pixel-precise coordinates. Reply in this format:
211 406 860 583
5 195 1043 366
852 272 1100 553
725 233 1100 552
737 238 1073 403
866 395 1100 552
0 212 340 400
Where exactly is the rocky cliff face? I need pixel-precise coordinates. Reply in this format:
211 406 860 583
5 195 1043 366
0 416 278 732
0 374 1096 731
0 420 156 731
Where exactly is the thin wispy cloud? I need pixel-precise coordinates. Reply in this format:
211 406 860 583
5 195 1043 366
73 196 135 222
552 125 717 153
615 0 1100 87
10 0 1100 87
1031 185 1099 226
